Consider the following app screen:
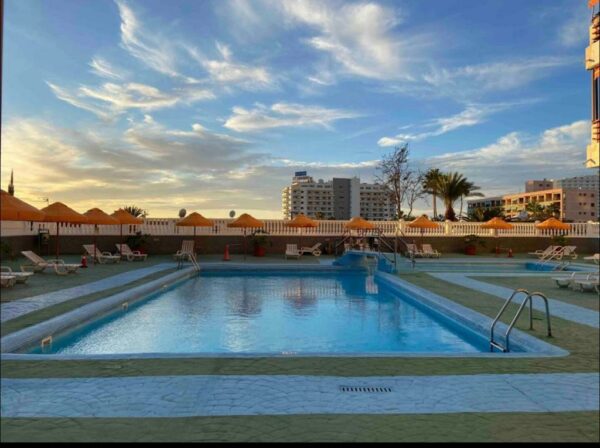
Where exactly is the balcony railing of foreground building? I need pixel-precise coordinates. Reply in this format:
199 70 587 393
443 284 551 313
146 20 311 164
1 219 599 238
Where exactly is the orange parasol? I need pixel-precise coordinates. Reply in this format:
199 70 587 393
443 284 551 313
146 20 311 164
345 216 376 230
84 208 120 264
177 212 214 234
0 190 46 222
345 216 376 251
111 209 144 255
286 214 319 248
176 212 214 253
481 217 513 256
408 214 440 246
535 217 571 231
481 217 513 230
227 213 264 260
41 202 89 257
407 215 440 230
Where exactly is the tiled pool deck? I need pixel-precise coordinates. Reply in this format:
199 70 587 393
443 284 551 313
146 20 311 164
1 256 598 442
430 273 600 328
3 373 597 417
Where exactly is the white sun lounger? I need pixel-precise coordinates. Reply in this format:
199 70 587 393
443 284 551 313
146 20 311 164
405 243 423 258
1 274 17 288
583 254 599 264
560 246 578 260
116 244 148 261
421 244 441 258
285 244 301 259
0 266 34 284
552 272 594 289
174 240 195 261
83 245 121 264
528 245 559 259
20 251 79 275
300 243 322 256
572 278 599 293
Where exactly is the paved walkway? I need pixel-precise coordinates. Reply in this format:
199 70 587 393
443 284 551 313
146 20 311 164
1 263 177 323
1 373 597 418
431 273 600 329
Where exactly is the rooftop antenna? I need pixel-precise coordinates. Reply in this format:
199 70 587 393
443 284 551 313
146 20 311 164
7 169 14 195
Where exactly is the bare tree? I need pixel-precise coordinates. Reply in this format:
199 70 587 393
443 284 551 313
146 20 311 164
404 171 426 219
375 144 410 219
376 144 425 219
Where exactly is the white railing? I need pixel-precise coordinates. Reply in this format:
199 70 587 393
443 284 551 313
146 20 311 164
1 219 598 238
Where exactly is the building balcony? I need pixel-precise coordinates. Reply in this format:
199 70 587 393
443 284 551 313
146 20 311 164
588 141 600 168
586 40 600 70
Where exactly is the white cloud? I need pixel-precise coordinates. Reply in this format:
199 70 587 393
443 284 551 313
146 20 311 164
377 102 529 146
424 120 590 196
277 0 420 80
187 42 274 90
48 80 214 118
115 0 184 79
223 102 361 132
421 57 572 98
46 82 113 120
558 5 589 48
89 57 127 80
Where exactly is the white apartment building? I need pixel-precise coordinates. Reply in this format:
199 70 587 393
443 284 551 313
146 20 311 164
525 174 599 192
282 171 394 220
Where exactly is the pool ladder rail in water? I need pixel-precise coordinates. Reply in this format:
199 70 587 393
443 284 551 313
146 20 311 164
490 288 552 353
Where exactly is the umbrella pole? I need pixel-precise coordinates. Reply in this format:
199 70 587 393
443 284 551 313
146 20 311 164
495 230 499 257
56 222 60 259
194 226 197 257
93 226 97 266
244 228 247 261
120 224 123 258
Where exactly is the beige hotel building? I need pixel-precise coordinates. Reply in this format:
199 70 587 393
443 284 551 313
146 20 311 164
468 175 599 222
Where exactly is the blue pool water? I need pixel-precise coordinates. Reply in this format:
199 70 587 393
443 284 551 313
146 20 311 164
33 273 489 355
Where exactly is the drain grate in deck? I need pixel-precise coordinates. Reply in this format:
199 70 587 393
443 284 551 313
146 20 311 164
339 386 392 393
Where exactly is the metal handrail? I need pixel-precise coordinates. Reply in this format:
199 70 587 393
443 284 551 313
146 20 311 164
490 288 529 352
505 292 552 352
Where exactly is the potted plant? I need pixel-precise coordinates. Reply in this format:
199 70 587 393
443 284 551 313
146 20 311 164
0 240 14 261
551 234 568 247
464 234 485 256
251 230 271 257
125 231 150 254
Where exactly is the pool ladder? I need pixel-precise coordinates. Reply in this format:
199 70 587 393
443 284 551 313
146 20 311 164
489 289 552 353
177 253 200 271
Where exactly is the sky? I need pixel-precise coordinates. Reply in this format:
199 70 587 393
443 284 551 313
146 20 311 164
1 0 594 218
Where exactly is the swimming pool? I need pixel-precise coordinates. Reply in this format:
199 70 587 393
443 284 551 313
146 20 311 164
29 272 491 355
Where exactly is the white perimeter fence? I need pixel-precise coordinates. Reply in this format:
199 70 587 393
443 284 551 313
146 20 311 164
1 219 598 239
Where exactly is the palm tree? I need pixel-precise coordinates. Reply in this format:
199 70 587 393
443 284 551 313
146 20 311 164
422 168 442 219
435 172 463 221
123 205 148 218
458 180 484 219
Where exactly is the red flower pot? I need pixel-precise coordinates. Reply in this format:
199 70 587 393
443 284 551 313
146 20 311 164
465 245 476 256
253 246 266 257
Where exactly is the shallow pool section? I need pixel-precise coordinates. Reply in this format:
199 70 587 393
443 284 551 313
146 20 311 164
30 272 490 355
399 261 588 273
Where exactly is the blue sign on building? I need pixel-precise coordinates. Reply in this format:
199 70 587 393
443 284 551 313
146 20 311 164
295 171 307 177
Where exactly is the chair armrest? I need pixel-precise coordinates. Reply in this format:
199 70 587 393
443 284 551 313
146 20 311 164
48 259 66 265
